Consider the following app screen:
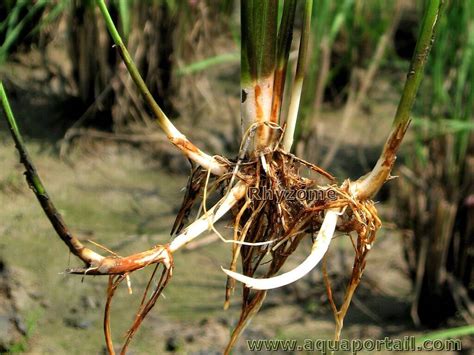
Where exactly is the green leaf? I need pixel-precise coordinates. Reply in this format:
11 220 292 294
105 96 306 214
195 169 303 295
176 52 239 76
416 325 474 344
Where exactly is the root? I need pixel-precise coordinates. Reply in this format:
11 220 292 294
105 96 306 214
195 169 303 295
104 262 173 355
217 145 381 350
222 208 340 290
105 275 127 355
121 264 172 354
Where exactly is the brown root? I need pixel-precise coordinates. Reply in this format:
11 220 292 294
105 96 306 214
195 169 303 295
323 198 381 340
219 141 381 350
103 254 173 355
121 264 173 354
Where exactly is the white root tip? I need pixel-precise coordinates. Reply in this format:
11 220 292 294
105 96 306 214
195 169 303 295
221 209 339 290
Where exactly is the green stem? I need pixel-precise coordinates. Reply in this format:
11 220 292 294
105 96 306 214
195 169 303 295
282 0 313 151
240 0 278 146
96 0 176 138
275 0 296 70
393 0 443 129
270 0 296 123
241 0 278 83
96 0 225 175
0 82 99 265
355 0 444 199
